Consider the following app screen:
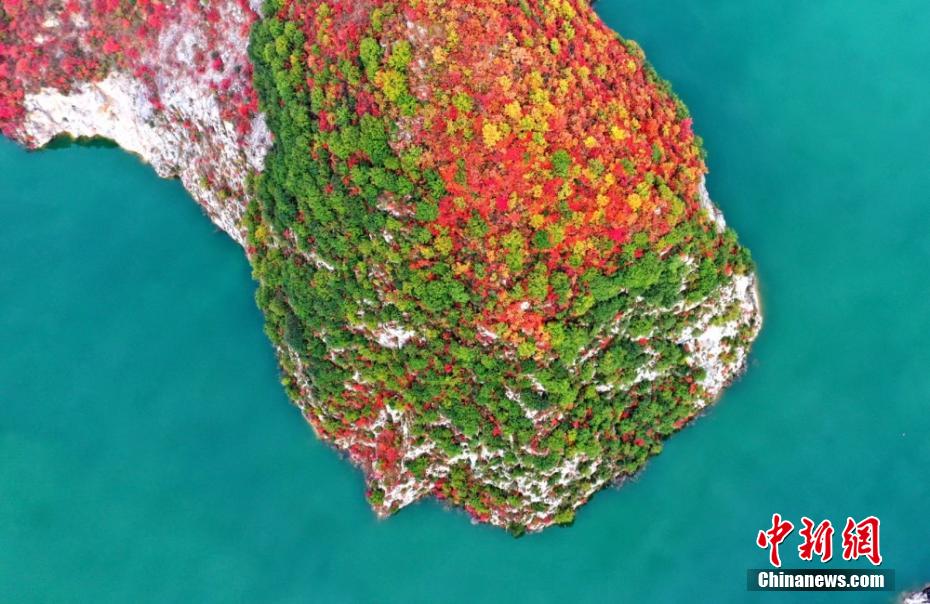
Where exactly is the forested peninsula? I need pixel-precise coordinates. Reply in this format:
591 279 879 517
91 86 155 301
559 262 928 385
1 0 761 532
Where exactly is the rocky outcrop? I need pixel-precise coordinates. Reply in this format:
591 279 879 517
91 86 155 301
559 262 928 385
4 0 270 244
20 70 270 243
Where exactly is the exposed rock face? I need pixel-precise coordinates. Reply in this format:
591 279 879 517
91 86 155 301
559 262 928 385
20 70 269 243
2 0 762 532
2 0 271 244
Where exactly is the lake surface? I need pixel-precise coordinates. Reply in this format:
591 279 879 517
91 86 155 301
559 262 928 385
2 2 929 602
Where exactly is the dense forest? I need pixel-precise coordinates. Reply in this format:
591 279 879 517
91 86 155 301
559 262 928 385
245 0 757 531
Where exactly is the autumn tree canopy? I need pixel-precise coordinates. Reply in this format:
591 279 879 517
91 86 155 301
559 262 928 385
247 0 758 532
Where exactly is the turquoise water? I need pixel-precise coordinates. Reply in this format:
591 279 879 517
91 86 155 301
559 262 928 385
2 1 929 601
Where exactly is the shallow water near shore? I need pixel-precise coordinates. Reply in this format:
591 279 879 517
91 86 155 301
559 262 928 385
2 2 930 602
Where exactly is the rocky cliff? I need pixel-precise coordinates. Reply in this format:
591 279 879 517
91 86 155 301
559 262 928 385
1 0 268 243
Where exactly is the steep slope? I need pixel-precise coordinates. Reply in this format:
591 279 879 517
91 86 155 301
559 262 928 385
0 0 269 242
